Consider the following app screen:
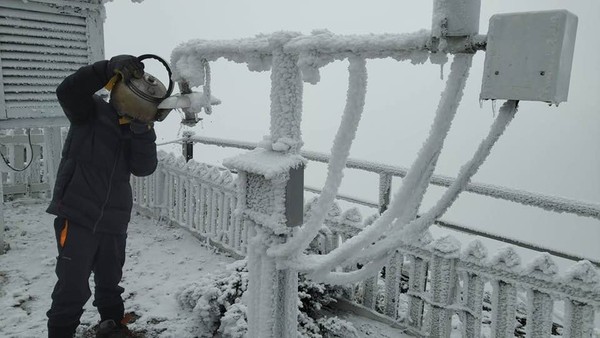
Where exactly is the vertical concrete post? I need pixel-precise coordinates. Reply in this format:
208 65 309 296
230 32 305 338
225 158 304 338
429 236 461 338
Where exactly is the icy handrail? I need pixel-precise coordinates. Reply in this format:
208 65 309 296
180 136 600 220
170 30 485 85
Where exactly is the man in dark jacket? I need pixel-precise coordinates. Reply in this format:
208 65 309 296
46 55 158 338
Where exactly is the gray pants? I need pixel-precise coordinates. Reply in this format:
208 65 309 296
47 217 127 331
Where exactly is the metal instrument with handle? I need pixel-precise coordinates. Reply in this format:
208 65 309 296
110 54 174 122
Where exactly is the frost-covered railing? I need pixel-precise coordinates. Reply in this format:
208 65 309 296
0 128 48 197
132 151 247 258
132 151 600 337
177 134 600 265
310 199 600 337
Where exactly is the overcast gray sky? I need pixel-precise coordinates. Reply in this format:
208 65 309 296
104 0 599 263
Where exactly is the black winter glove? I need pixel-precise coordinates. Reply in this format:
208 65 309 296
107 55 144 81
129 119 153 134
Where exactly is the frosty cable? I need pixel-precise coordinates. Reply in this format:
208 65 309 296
276 54 473 273
0 128 35 172
267 56 368 258
354 100 519 263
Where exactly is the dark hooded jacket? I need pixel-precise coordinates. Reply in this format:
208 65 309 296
46 60 158 234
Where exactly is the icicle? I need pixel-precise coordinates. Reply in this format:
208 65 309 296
440 63 444 80
491 99 497 117
202 59 212 115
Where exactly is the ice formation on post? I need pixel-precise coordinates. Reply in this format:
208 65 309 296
267 56 368 259
273 54 474 280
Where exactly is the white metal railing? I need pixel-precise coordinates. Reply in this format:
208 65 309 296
133 151 600 337
2 131 598 335
181 135 600 266
132 151 248 258
0 128 48 197
309 199 600 337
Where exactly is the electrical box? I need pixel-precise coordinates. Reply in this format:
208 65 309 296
480 10 578 105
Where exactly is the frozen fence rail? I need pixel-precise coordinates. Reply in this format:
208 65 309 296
169 135 600 266
183 135 600 221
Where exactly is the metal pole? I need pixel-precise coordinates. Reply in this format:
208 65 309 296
182 140 193 162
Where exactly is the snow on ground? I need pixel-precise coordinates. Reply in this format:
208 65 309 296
0 198 409 338
0 198 235 337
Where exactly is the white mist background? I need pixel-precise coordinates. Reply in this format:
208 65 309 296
104 0 599 266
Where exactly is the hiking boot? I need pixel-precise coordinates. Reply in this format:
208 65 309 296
95 319 132 338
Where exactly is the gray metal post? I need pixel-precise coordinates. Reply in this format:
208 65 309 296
182 140 193 162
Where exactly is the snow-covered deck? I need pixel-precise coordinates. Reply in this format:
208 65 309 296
0 199 408 338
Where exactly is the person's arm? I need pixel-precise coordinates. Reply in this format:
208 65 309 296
56 60 111 124
129 121 158 177
56 55 144 124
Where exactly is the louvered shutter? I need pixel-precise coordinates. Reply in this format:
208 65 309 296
0 0 104 120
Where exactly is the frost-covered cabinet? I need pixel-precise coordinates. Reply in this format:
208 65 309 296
0 0 105 121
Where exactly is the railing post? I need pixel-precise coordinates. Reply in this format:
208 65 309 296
407 232 432 331
407 254 428 330
462 271 485 337
155 167 167 219
490 248 521 338
384 250 403 318
491 280 517 337
378 173 392 214
225 161 304 338
525 254 558 338
429 236 460 338
227 31 305 338
362 275 378 309
43 127 62 193
461 240 488 338
562 260 598 338
563 300 595 338
182 133 193 162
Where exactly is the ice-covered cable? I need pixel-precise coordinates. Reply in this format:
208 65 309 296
308 252 389 285
281 54 473 273
355 100 519 263
267 56 368 258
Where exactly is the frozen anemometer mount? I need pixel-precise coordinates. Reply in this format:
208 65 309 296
159 59 221 126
